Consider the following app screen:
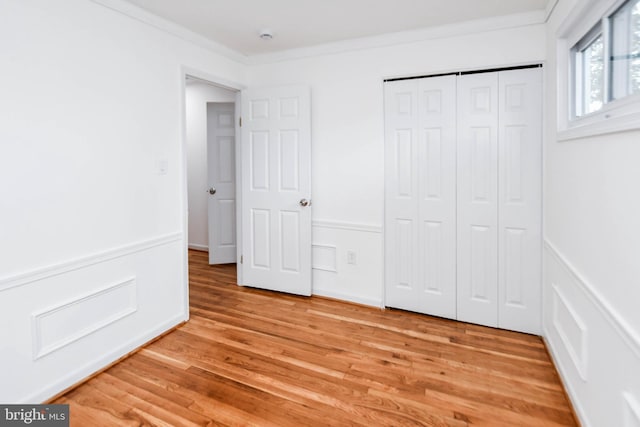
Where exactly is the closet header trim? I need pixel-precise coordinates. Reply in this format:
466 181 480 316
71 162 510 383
383 63 543 83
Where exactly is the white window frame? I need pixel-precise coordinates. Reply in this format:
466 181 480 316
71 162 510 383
557 0 640 141
573 24 604 118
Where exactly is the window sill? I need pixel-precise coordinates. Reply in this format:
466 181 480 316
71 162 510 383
558 96 640 141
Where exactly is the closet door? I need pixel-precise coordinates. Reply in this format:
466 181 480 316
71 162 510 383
384 79 419 311
384 76 457 317
456 73 499 327
416 76 457 318
498 68 542 334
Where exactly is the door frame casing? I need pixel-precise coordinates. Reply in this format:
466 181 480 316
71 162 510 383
180 66 245 318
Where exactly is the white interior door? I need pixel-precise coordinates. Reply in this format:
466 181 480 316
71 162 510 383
497 68 542 334
384 76 457 318
240 85 312 296
207 102 237 264
456 72 499 327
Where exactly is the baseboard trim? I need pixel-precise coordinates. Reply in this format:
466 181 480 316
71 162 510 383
188 244 209 252
37 314 187 404
0 232 183 293
313 219 382 234
542 335 586 427
313 288 382 308
544 239 640 359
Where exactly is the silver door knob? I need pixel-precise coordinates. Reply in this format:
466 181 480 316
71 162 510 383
208 187 217 195
299 198 310 207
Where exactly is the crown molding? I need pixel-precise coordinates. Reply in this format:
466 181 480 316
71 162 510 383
89 1 545 68
247 10 546 65
544 0 561 22
89 0 249 65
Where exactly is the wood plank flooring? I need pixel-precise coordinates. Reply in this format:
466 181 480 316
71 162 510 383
54 250 577 426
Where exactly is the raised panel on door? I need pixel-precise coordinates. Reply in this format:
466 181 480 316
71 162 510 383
207 103 237 264
498 68 542 334
241 86 311 296
384 80 419 312
384 76 456 318
457 73 499 328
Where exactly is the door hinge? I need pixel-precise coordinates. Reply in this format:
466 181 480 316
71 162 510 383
240 255 243 264
239 117 242 127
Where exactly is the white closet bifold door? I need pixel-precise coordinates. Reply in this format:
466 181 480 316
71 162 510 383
497 68 542 334
384 67 542 334
417 75 457 318
384 76 457 318
384 79 419 312
456 72 499 328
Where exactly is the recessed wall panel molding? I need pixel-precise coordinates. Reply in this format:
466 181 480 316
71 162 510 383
4 237 185 404
312 244 337 273
552 283 588 381
32 278 137 360
544 240 640 427
311 222 384 308
545 240 640 359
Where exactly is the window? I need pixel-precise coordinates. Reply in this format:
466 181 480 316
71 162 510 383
574 26 605 116
563 0 640 137
610 0 640 100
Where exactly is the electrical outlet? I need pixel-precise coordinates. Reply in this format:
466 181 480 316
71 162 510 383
347 251 356 265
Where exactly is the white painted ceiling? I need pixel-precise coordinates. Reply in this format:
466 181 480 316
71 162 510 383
123 0 549 56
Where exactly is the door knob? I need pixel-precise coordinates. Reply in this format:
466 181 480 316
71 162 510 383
299 198 310 207
208 187 217 195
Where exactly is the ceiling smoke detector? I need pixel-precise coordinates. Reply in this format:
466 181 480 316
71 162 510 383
259 29 273 40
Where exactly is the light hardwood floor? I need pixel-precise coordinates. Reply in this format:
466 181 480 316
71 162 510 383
54 250 578 426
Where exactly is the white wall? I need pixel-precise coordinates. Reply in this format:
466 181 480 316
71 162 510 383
0 0 245 403
543 1 640 426
248 20 546 307
7 2 629 418
185 82 236 251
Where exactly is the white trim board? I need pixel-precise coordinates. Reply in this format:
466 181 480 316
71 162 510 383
313 220 382 234
188 244 209 252
312 288 382 308
543 335 590 427
0 232 183 293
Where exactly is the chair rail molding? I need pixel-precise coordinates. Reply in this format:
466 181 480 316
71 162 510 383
0 232 183 293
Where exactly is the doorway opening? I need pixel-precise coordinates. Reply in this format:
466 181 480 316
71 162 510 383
181 73 313 310
182 72 243 304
